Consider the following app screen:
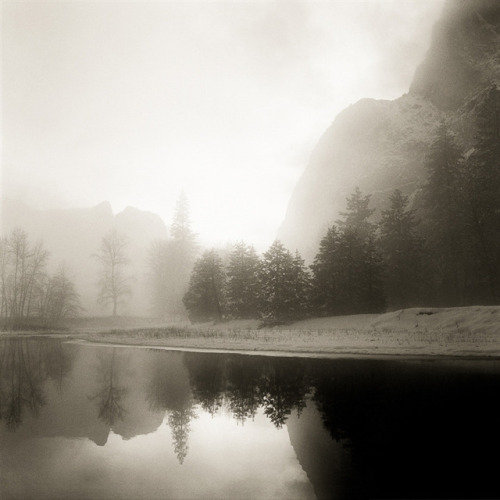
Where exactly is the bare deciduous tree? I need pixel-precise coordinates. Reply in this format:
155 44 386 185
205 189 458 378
94 230 131 316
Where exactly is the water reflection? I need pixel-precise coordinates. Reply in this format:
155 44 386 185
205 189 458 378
1 338 500 499
185 354 310 428
89 349 128 426
147 352 196 463
0 338 72 429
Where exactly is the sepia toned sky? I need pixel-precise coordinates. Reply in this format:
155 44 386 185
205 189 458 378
2 0 445 251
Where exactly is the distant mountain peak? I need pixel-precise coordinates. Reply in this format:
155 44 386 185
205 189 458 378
91 201 114 215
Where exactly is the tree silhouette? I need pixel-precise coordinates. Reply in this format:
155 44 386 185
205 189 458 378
183 249 226 322
226 242 261 319
259 241 310 325
421 122 467 305
462 87 500 302
168 407 197 464
94 230 131 316
379 189 424 309
148 193 199 319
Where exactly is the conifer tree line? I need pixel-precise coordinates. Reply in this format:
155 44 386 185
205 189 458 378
3 88 498 326
182 87 500 322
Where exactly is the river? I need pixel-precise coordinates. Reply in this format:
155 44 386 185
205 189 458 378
1 337 499 499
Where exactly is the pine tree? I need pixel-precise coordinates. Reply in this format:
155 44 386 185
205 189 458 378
422 121 467 305
170 191 196 245
310 226 339 316
259 241 309 325
148 193 198 319
334 227 366 314
183 249 226 322
337 187 376 240
462 86 500 302
360 233 386 313
335 188 385 314
291 251 312 318
226 242 261 319
379 189 424 309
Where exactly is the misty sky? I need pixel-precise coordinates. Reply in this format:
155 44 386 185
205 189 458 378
2 0 444 251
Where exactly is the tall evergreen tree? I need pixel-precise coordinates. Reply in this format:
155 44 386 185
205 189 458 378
226 242 261 319
462 86 500 302
422 122 467 305
360 233 386 313
291 251 312 317
170 191 197 246
310 226 339 316
312 189 385 316
183 249 226 322
336 188 385 314
148 193 198 318
334 226 366 314
259 241 309 325
338 186 376 240
379 189 424 309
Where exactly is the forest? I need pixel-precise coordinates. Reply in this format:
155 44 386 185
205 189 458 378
1 88 499 329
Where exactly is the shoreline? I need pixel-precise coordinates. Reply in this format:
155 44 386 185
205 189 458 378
2 305 500 360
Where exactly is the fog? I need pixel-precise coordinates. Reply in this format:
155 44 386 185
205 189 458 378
2 0 444 250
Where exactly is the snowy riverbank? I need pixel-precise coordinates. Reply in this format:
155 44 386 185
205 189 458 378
58 306 500 358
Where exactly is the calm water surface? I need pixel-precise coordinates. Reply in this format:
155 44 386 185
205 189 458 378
1 338 500 499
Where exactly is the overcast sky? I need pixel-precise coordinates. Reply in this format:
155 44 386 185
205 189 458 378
2 0 445 251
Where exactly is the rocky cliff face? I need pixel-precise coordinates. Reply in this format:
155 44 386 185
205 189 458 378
1 198 168 316
278 0 500 260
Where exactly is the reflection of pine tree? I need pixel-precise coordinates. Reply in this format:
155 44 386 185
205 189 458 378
261 360 309 428
184 353 225 416
146 352 198 463
168 407 197 464
225 357 262 424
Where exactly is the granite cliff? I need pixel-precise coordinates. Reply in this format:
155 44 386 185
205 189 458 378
278 0 500 260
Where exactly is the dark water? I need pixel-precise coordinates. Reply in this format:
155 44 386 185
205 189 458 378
1 338 500 499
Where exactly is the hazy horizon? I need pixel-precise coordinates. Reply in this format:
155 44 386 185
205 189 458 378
2 0 444 251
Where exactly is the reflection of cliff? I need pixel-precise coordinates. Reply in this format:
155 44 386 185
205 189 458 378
85 346 164 444
286 401 356 500
0 342 163 447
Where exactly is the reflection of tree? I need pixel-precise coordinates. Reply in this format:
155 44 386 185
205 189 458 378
168 407 197 464
89 349 127 426
146 351 197 464
184 353 225 416
0 338 73 430
261 358 309 428
184 353 310 428
225 357 262 424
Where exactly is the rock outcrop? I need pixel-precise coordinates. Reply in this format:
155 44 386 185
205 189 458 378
278 0 500 260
